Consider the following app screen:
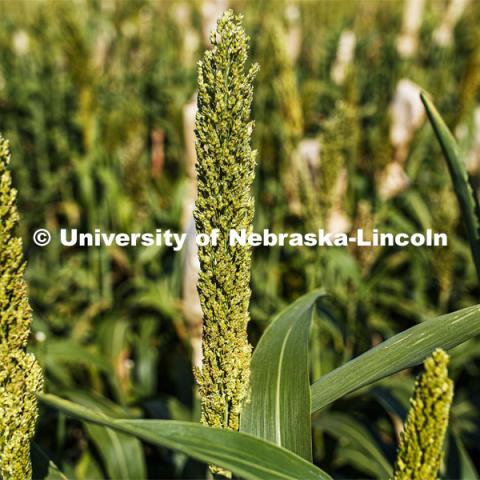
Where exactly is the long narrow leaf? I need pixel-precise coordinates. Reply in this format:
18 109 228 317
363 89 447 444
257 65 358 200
241 290 325 461
420 92 480 280
311 304 480 414
40 394 331 480
67 392 146 480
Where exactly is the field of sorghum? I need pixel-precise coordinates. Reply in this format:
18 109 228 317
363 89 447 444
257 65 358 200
1 1 480 479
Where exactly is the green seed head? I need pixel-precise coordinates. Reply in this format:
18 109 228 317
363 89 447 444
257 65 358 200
0 348 43 479
193 9 257 435
393 348 453 480
0 136 43 480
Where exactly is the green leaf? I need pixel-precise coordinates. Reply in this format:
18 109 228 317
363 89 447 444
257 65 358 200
40 394 331 480
311 304 480 414
44 339 112 374
420 92 480 281
240 290 324 461
67 392 146 480
74 450 105 480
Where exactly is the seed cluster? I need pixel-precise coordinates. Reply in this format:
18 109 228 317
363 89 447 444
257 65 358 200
393 348 453 480
193 9 258 438
0 137 43 480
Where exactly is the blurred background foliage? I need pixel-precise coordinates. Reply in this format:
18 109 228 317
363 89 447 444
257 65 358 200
1 0 480 478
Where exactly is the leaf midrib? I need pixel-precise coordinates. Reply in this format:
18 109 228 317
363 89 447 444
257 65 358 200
275 322 295 446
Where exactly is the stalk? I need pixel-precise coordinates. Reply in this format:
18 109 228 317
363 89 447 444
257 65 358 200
0 136 43 479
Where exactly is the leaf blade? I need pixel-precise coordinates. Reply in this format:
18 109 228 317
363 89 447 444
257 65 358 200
420 92 480 280
62 391 146 480
241 290 324 461
311 304 480 413
40 394 331 480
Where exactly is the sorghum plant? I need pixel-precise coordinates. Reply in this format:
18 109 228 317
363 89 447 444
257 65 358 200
251 13 303 225
0 136 43 480
193 9 258 437
393 349 453 480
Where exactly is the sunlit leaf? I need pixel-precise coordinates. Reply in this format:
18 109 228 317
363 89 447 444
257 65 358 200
421 92 480 281
311 304 480 413
40 394 331 480
241 290 324 461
